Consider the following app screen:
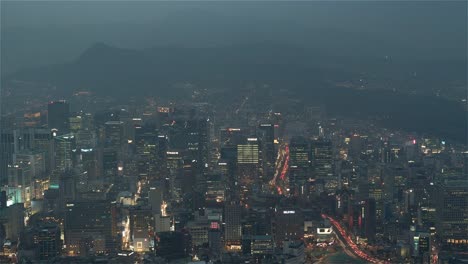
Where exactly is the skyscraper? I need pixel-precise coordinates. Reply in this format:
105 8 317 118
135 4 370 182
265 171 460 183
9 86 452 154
311 139 334 191
289 136 310 194
47 101 70 135
104 121 124 149
258 124 275 166
64 201 112 255
274 208 304 247
36 224 61 261
237 137 260 199
53 134 76 172
435 179 468 249
224 201 242 251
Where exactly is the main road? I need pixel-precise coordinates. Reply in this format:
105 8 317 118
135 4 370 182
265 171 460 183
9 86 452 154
322 214 391 264
270 143 289 195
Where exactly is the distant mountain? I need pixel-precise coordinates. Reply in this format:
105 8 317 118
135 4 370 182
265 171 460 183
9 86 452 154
5 42 353 96
4 42 466 142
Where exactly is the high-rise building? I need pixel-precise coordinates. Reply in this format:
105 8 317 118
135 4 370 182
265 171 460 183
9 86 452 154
273 208 304 247
0 129 51 184
7 162 31 187
0 130 15 185
74 148 100 181
135 125 158 177
64 201 112 255
69 114 83 132
166 150 183 202
237 137 260 198
13 151 45 179
0 203 25 242
289 136 310 194
237 138 259 165
130 206 152 252
186 118 209 171
224 201 242 251
104 121 124 149
53 133 76 172
435 180 468 249
358 198 376 243
208 225 222 258
149 186 163 213
36 224 61 261
47 101 70 135
311 139 334 190
258 124 275 166
155 231 190 260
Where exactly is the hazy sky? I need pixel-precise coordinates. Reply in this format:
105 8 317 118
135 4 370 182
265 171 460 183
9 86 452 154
2 1 466 31
1 1 466 73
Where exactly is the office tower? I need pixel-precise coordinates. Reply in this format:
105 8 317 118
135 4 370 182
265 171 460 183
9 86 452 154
187 218 210 247
0 130 14 185
53 133 76 172
258 124 275 166
349 134 363 161
225 201 242 251
36 224 61 261
156 134 168 163
311 139 334 191
166 150 183 202
250 235 274 257
80 112 95 131
411 231 431 262
237 137 260 199
32 129 53 172
135 125 158 177
149 187 163 213
418 206 437 230
155 231 190 260
104 121 124 149
0 203 25 243
182 159 198 195
0 129 50 184
0 191 6 208
13 151 45 179
102 148 117 177
59 170 77 209
64 201 112 255
7 162 31 188
130 207 152 252
75 129 96 149
186 118 209 172
358 198 376 243
405 139 420 161
47 100 70 135
135 125 157 156
74 148 100 181
237 138 259 165
369 183 384 229
220 128 243 147
208 225 222 258
435 180 468 249
205 174 225 203
273 208 304 247
289 136 310 195
69 114 83 132
154 214 171 233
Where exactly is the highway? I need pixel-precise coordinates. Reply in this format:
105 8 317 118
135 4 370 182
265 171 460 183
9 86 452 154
270 143 289 195
322 214 390 264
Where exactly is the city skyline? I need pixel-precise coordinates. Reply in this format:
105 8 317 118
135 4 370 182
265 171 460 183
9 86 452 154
0 1 466 264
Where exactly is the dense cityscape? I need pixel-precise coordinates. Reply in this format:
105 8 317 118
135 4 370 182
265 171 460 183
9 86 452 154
0 83 466 263
0 1 467 264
